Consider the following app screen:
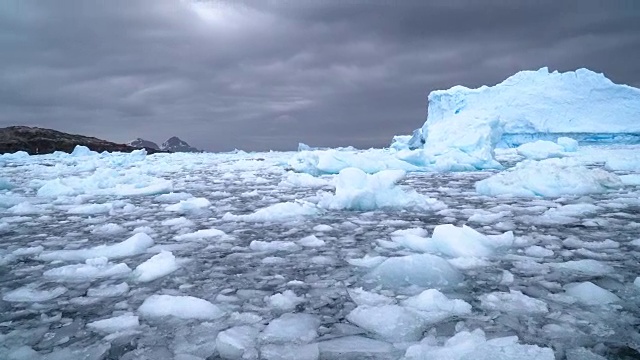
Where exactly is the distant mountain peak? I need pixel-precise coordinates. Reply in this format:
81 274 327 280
161 136 200 152
127 138 160 150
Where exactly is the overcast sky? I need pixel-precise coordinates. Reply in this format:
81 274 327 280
2 1 639 151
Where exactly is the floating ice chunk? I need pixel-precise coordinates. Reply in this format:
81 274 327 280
549 259 614 276
0 177 14 190
8 202 44 215
87 313 139 333
261 344 319 360
39 232 154 261
391 227 429 238
564 282 620 305
620 174 640 186
565 347 607 360
161 217 196 228
71 145 96 156
0 222 11 234
175 228 226 241
12 245 44 257
87 282 129 297
133 251 179 282
557 137 579 152
260 313 320 344
313 224 333 232
67 203 113 215
500 270 515 285
634 277 640 288
91 223 126 235
347 305 427 341
165 197 211 212
37 178 75 197
605 155 640 171
6 346 41 360
430 224 492 257
262 256 286 264
266 290 304 311
155 192 194 203
110 180 173 197
404 329 554 360
448 257 492 270
367 254 463 288
516 140 565 160
43 257 132 281
524 246 554 258
216 326 260 360
288 148 421 175
318 168 445 211
543 203 600 218
317 336 395 360
250 241 301 252
468 210 511 224
298 235 325 247
279 172 330 187
347 287 395 306
3 286 67 302
562 237 619 250
479 290 548 314
138 294 225 320
401 289 471 323
476 159 622 197
347 255 387 268
223 201 318 222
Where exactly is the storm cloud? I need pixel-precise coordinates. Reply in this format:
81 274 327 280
2 0 639 151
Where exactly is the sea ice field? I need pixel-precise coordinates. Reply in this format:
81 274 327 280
1 142 640 360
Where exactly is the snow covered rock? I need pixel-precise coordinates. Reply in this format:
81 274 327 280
128 138 160 150
161 136 201 152
476 159 623 197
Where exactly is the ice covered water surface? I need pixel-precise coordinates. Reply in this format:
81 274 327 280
1 147 639 359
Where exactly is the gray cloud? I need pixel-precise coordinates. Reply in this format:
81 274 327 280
1 0 639 151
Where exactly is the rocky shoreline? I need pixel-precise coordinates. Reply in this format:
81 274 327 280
0 126 166 155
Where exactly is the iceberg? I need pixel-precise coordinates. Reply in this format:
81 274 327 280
397 67 640 169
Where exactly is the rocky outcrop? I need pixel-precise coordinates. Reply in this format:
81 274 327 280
128 138 160 150
0 126 165 155
161 136 200 152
